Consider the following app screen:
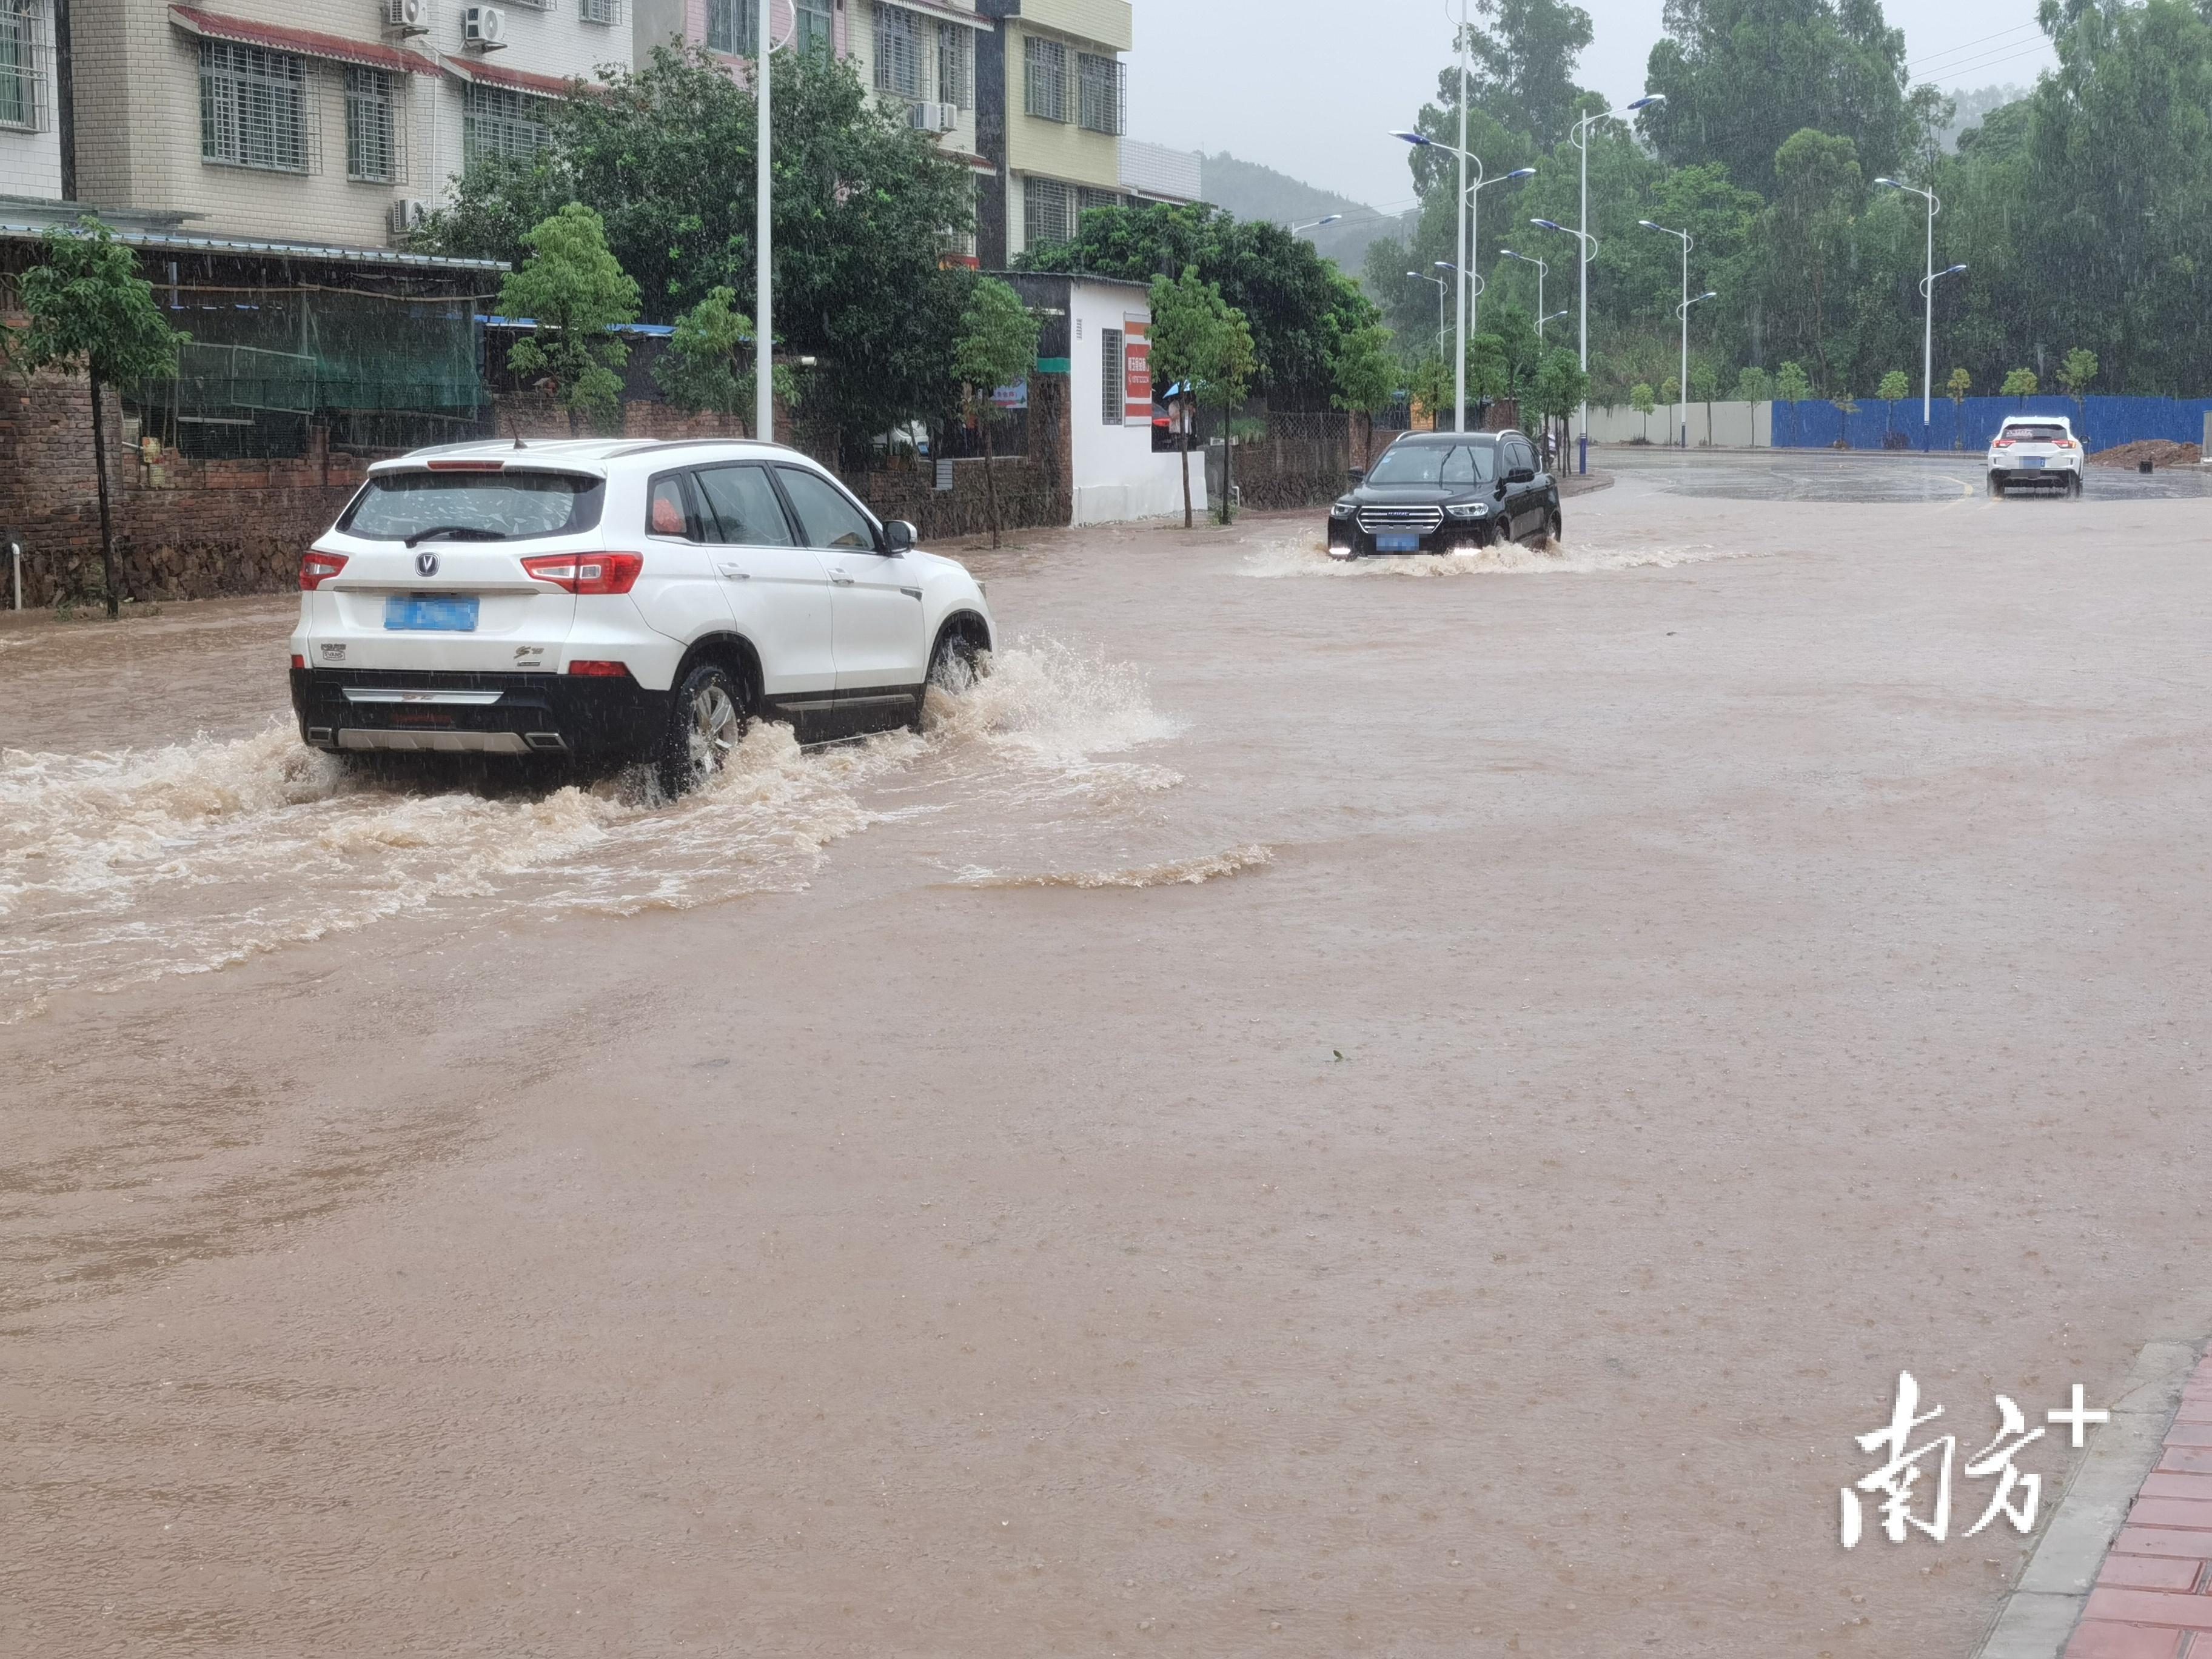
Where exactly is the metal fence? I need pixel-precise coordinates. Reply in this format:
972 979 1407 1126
1771 395 2212 454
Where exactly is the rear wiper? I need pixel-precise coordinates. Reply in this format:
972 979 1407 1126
403 526 506 549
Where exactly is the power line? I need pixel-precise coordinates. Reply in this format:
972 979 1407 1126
1906 21 2043 75
1922 39 2056 85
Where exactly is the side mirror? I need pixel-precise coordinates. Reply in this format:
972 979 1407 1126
881 519 916 555
1346 468 1367 489
1507 467 1537 485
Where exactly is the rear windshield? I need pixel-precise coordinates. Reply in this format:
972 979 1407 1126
2003 425 2068 443
1366 443 1499 486
340 471 606 542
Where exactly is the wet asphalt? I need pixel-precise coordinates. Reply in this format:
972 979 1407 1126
1602 443 2212 503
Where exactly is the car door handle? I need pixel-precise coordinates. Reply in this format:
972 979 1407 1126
715 563 751 579
830 570 855 586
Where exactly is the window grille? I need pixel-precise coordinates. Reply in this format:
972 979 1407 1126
936 20 971 110
462 82 551 170
0 0 46 133
504 0 553 8
1023 35 1066 122
1101 329 1124 425
1077 186 1121 218
344 67 401 183
579 0 625 23
795 0 832 55
1077 52 1123 136
875 4 924 100
705 0 756 55
200 41 312 173
1023 176 1070 250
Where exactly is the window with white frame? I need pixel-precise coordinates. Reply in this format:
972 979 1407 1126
345 66 399 183
875 4 924 101
936 21 971 110
199 41 310 173
796 0 832 55
1077 52 1123 136
0 0 45 133
578 0 625 24
1100 327 1123 425
461 82 551 170
1023 176 1070 250
1023 35 1066 122
705 0 757 55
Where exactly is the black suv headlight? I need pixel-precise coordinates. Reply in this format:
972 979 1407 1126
1444 503 1490 520
1330 500 1356 520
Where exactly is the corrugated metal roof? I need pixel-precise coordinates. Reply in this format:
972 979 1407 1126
0 221 508 272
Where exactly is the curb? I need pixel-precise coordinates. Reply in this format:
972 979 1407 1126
1973 1339 2202 1658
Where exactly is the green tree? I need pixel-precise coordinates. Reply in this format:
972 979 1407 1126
7 220 189 617
500 203 640 434
1329 320 1399 469
1407 350 1453 431
1023 201 1372 410
1467 332 1514 409
1631 380 1656 441
1946 365 1972 447
1877 369 1910 437
1641 0 1929 195
2056 346 2098 416
2002 367 2038 405
1768 129 1864 394
652 286 801 434
950 277 1041 549
1690 361 1719 445
1150 267 1257 528
1457 0 1597 149
1734 365 1772 403
1774 360 1812 445
1531 347 1590 460
427 44 977 459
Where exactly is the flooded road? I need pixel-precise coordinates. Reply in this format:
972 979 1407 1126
6 471 2212 1656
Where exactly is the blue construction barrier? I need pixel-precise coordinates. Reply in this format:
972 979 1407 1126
1771 395 2212 454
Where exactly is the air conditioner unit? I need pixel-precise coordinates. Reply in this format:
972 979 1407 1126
462 5 506 47
390 198 431 238
909 101 958 133
383 0 429 35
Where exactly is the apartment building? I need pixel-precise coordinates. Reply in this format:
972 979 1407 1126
0 0 64 200
971 0 1127 266
67 0 630 250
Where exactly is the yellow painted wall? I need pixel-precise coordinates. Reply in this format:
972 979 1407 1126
1004 21 1120 192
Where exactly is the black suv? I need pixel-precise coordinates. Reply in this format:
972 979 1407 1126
1326 430 1561 557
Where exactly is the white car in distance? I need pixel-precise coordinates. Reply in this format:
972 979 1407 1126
290 438 995 793
1986 415 2085 497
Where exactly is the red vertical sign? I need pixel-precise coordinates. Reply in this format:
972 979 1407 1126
1123 315 1153 421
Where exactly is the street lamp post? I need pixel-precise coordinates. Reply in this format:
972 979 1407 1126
1464 167 1535 343
1407 269 1449 362
1875 177 1966 440
1677 289 1717 445
1640 218 1695 448
1290 215 1343 235
1498 247 1546 338
755 0 776 443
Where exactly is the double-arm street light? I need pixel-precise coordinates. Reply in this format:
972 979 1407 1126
1640 218 1698 449
1874 177 1968 432
1390 124 1533 428
1498 247 1546 339
1290 215 1343 235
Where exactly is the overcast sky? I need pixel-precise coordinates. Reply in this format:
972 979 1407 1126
1127 0 2054 209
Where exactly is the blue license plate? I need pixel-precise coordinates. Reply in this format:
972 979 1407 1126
384 595 480 632
2020 456 2045 469
1376 533 1424 552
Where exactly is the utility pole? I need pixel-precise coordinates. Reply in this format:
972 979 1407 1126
755 0 775 443
1454 7 1467 434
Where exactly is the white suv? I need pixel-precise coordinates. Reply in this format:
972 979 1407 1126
289 438 994 791
1987 415 2085 497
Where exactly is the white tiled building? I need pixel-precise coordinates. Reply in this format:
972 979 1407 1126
68 1 632 249
0 0 65 200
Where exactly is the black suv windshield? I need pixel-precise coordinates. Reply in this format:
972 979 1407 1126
341 471 607 543
1366 443 1498 487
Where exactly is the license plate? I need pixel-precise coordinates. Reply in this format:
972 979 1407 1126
1376 533 1423 552
2020 456 2045 469
385 595 480 631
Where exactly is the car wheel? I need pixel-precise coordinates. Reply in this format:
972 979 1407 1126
657 662 746 797
1988 472 2004 497
2069 471 2084 498
1545 510 1564 549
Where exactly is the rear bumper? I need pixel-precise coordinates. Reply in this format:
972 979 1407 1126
290 668 669 760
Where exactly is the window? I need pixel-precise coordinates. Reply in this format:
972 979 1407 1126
1077 52 1124 136
875 4 925 100
1100 329 1123 426
936 21 971 110
646 475 708 543
796 0 833 55
199 41 309 173
1023 176 1070 250
340 472 608 542
1366 443 1497 486
1023 35 1066 122
344 67 397 183
705 0 757 55
695 466 796 546
0 0 43 132
775 466 877 551
1076 186 1121 218
462 82 551 170
578 0 625 23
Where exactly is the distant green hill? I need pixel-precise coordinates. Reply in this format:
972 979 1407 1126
1198 152 1416 288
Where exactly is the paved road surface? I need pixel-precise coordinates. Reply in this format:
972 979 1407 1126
1604 443 2212 502
4 466 2210 1656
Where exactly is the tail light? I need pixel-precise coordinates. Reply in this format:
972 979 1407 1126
568 660 631 678
300 551 348 589
521 551 643 595
290 654 306 670
1992 438 2014 448
2052 438 2074 448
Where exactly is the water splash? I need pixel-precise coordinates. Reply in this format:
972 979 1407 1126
950 843 1273 890
1241 535 1752 578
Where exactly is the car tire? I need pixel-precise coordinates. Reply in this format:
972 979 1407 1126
1545 510 1564 548
2069 471 2083 498
656 661 747 798
1988 472 2005 497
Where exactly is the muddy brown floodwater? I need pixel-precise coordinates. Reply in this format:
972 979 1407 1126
4 468 2211 1657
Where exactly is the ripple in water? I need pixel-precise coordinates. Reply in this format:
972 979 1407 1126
1241 535 1751 578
